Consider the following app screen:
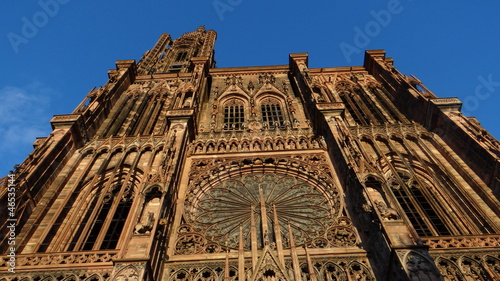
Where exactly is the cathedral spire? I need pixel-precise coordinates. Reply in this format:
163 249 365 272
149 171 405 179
137 26 216 75
250 205 258 268
273 204 285 267
259 186 270 247
238 225 245 281
224 245 230 281
305 246 318 281
288 221 302 280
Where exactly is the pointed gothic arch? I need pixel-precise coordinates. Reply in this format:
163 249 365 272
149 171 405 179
347 261 375 280
311 84 328 103
255 93 291 130
169 269 190 281
403 251 441 280
133 185 162 235
113 265 140 281
42 166 143 252
484 255 500 277
176 155 347 256
82 274 104 281
220 97 247 131
435 258 465 281
388 170 452 236
320 262 348 281
61 275 78 281
194 268 217 281
459 257 490 280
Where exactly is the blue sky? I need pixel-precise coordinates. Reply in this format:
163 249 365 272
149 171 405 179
1 0 499 176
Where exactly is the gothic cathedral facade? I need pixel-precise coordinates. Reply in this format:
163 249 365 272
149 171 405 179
1 27 500 280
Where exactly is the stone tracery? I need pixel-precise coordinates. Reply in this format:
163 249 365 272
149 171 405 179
186 173 334 249
174 154 358 256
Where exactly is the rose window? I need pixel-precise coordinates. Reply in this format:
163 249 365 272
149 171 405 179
185 173 340 250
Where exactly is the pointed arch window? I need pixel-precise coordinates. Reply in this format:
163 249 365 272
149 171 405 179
175 51 188 62
337 88 368 125
335 82 387 125
391 173 451 236
80 181 134 250
261 97 285 130
223 99 245 130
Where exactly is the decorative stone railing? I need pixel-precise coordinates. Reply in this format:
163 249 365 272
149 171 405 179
0 250 119 270
190 127 327 155
422 235 500 249
348 122 426 138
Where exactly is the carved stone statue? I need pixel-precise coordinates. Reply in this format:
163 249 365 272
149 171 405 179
375 201 399 220
134 212 155 235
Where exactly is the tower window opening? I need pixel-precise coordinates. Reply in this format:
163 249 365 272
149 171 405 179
261 97 285 130
392 175 451 237
223 103 245 130
175 51 188 61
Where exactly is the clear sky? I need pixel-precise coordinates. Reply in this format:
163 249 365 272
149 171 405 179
1 0 499 176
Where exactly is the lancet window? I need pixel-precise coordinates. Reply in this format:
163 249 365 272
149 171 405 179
367 85 407 122
175 51 188 62
223 98 245 130
338 88 368 125
37 167 138 253
62 172 138 251
336 82 389 125
390 172 451 236
82 181 134 250
261 97 285 129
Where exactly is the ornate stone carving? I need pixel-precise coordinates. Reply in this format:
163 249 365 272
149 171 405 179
166 266 238 281
433 255 499 281
258 73 276 85
114 267 139 281
183 172 339 250
321 262 348 280
0 272 112 281
187 154 335 192
325 226 358 247
0 252 118 267
134 212 155 235
403 251 441 280
175 233 207 255
225 75 244 87
190 130 325 155
162 257 376 281
374 200 399 220
423 235 500 249
436 258 465 280
348 262 376 281
461 258 490 280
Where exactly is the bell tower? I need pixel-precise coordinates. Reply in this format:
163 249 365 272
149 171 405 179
137 26 216 75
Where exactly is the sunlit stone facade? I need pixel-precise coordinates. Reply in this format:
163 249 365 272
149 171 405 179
1 26 500 280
